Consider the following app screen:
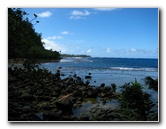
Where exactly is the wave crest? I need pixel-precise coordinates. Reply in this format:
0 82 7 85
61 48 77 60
110 67 158 72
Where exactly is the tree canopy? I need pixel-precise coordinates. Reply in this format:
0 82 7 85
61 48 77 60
8 8 60 59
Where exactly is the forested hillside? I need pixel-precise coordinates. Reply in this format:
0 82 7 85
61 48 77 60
8 8 60 59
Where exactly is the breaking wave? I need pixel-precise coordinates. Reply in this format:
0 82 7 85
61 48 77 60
110 67 158 72
60 57 93 63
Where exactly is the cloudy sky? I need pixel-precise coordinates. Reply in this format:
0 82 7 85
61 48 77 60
23 8 158 58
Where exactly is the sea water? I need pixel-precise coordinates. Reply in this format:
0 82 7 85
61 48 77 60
41 57 158 87
41 57 158 117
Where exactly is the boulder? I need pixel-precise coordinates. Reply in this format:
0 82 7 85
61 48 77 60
87 89 98 98
43 110 63 121
20 92 35 101
55 94 73 114
100 83 105 87
36 89 43 95
111 83 116 92
85 75 92 79
23 106 31 112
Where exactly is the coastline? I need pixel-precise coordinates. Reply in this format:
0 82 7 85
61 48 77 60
8 64 158 121
8 58 62 64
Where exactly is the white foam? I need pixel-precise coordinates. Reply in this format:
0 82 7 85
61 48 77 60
110 67 158 72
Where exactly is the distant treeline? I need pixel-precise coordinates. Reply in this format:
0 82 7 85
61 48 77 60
61 54 91 57
8 8 60 60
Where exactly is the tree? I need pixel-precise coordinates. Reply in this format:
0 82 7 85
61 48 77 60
8 8 60 59
144 76 158 91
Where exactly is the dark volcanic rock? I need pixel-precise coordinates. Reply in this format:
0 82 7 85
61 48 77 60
43 110 63 121
20 92 35 101
8 65 123 121
85 75 92 79
100 83 105 87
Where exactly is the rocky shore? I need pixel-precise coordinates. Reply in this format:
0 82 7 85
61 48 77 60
8 64 158 121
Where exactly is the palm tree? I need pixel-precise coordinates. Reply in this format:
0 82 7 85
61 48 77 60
144 76 158 91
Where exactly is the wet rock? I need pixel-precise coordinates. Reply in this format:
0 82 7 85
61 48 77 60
100 83 105 87
98 114 107 121
43 91 50 96
43 110 63 121
111 83 116 92
20 92 35 101
94 108 103 116
85 80 90 85
36 89 43 95
35 112 44 120
61 73 65 76
23 106 31 112
101 98 107 104
106 112 121 120
100 93 106 97
79 114 90 121
87 89 98 98
72 90 79 97
63 115 74 121
73 103 78 108
76 76 81 81
65 77 74 84
19 114 30 121
103 86 112 92
85 75 92 79
52 91 59 97
55 70 60 78
37 96 50 101
37 102 49 110
73 74 77 78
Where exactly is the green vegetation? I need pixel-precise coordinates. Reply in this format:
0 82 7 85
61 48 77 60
8 8 60 60
8 8 158 121
118 79 158 121
144 76 158 91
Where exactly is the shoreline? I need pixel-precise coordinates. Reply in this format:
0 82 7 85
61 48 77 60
8 64 158 121
8 58 62 64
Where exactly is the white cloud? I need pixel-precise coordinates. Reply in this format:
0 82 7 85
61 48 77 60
131 48 137 52
70 10 90 19
72 10 90 15
86 49 92 53
94 8 118 11
106 48 111 53
61 31 70 35
46 35 63 40
42 39 66 52
37 11 52 18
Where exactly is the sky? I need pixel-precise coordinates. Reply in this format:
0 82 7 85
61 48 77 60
23 8 158 58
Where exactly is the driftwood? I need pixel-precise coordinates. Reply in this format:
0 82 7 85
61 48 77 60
57 93 73 102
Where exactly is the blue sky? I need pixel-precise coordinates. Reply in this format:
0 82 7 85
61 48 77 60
23 8 158 58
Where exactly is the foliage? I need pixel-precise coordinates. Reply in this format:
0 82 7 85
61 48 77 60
144 76 158 91
118 79 158 121
8 8 60 59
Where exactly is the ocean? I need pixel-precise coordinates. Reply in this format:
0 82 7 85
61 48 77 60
41 57 158 115
41 57 158 87
41 57 158 99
